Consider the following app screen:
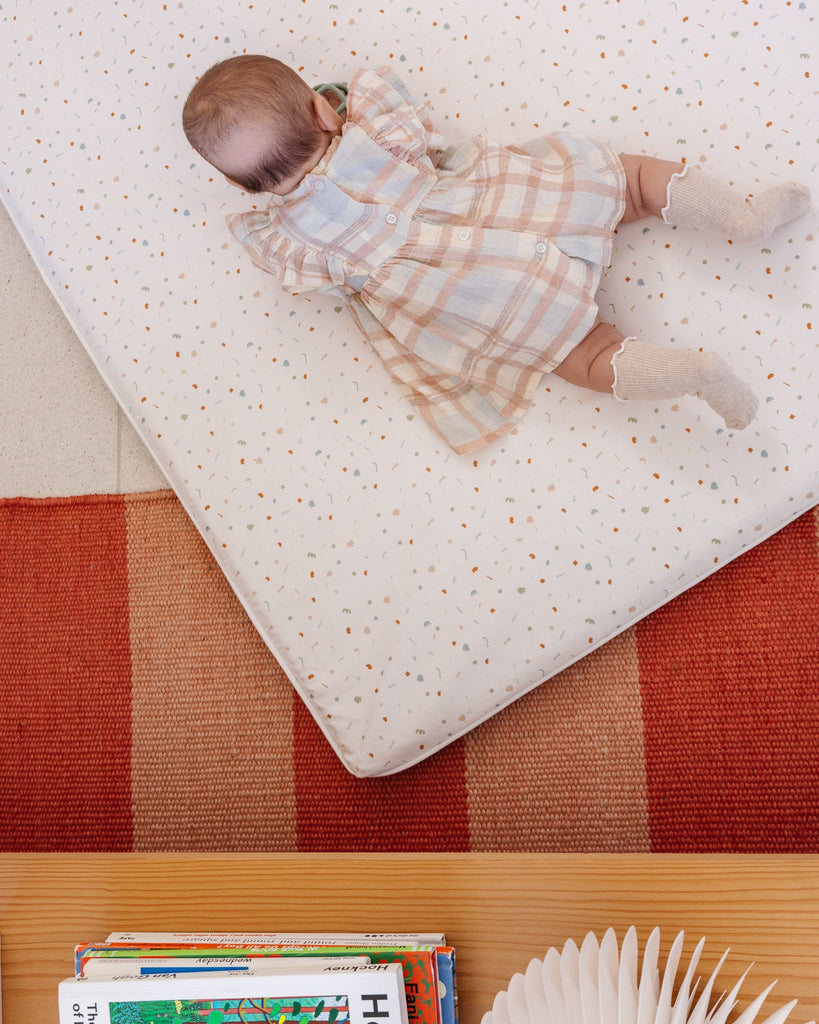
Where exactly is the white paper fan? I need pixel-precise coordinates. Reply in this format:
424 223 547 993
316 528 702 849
481 928 814 1024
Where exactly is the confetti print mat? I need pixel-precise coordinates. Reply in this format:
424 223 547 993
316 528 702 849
1 1 816 777
2 491 818 851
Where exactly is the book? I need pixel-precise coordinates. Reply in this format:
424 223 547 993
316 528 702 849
74 942 448 1024
106 931 447 946
435 948 456 1024
72 934 456 1024
75 943 376 975
81 955 369 979
59 959 409 1024
77 938 440 966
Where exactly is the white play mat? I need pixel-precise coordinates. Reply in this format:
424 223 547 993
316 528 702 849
2 0 816 775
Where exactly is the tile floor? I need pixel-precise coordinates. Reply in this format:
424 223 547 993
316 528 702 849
0 203 167 499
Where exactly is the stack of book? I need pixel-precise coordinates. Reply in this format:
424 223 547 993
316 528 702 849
58 931 457 1024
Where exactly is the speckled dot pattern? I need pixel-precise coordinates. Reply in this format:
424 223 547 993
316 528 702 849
1 0 816 776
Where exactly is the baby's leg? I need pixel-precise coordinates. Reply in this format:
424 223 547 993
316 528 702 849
551 321 622 391
618 154 811 240
618 155 685 222
553 322 758 429
661 164 810 242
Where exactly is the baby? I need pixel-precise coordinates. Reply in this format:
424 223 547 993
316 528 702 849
183 55 811 455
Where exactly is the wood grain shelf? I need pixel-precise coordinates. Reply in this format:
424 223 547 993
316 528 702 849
1 854 817 1023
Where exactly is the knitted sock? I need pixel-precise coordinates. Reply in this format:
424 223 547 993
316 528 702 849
662 165 811 243
611 337 758 429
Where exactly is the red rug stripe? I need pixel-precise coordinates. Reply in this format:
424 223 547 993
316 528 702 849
292 694 472 851
638 510 819 852
0 496 134 851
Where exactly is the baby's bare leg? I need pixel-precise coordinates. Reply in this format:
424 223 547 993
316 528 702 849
554 322 758 429
618 155 684 223
552 321 622 391
618 153 811 238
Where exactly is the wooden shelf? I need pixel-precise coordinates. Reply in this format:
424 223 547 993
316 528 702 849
1 854 818 1023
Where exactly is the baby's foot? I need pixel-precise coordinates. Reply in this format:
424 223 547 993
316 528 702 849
695 352 759 429
732 182 811 243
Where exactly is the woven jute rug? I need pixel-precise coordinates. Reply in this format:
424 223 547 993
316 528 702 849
2 491 818 852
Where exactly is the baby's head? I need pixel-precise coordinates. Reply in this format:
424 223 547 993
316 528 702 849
183 54 340 193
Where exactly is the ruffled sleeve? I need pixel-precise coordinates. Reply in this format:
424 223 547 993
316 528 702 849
226 209 342 295
346 66 445 171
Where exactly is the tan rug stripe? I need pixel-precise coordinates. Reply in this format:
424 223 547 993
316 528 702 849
464 628 650 851
125 492 298 851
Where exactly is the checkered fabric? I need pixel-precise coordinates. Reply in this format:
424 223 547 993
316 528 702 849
228 67 626 454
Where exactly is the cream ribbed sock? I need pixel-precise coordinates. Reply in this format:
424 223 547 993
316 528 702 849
662 165 811 242
611 338 758 429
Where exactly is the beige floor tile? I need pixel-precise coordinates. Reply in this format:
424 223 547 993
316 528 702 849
118 414 169 494
0 203 166 498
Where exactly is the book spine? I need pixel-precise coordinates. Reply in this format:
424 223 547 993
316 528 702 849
106 931 446 946
75 944 377 976
435 948 458 1024
81 954 369 979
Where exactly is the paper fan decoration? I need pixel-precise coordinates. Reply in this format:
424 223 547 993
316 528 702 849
481 927 814 1024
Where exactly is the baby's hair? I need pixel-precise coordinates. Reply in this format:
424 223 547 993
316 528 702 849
183 54 326 192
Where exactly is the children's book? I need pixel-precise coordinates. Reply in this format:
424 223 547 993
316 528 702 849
59 960 409 1024
434 949 456 1024
74 939 454 1024
107 932 447 946
81 955 368 979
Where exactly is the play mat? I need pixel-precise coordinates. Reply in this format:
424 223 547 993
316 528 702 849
2 0 816 776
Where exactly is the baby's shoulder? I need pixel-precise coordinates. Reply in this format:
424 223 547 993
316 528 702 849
348 66 417 115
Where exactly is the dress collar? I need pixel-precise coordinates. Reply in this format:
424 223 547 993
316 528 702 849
267 135 343 207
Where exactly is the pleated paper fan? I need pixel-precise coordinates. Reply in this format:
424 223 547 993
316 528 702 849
481 928 814 1024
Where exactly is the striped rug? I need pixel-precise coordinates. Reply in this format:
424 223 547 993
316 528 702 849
2 491 818 852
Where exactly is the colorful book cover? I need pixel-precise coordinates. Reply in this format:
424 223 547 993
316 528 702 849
58 961 409 1024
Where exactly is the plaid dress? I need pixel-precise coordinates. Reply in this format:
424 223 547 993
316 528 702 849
228 67 626 454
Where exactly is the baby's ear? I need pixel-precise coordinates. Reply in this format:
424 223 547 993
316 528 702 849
312 92 344 133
